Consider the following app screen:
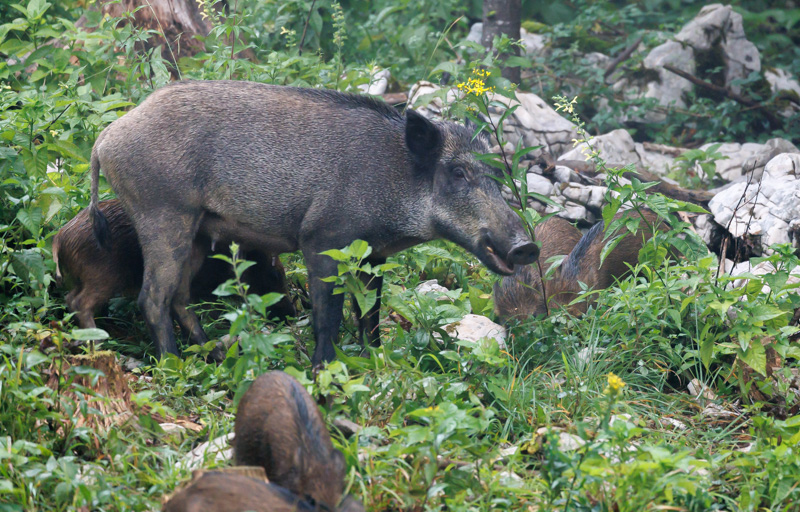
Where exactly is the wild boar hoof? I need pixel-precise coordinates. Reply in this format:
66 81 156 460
206 345 226 364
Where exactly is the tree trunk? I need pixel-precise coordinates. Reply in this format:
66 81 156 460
481 0 521 84
79 0 225 72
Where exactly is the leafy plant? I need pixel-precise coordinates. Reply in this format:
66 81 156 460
669 143 730 189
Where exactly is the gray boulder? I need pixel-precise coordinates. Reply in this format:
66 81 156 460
709 153 800 253
613 4 762 121
701 138 799 182
674 4 760 93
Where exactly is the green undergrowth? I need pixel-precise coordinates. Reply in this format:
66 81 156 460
4 227 800 510
2 0 800 510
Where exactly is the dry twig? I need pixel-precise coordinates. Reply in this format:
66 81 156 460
604 35 644 83
662 64 782 128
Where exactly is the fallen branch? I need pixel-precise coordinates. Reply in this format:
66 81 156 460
604 35 643 83
641 142 688 157
662 64 783 128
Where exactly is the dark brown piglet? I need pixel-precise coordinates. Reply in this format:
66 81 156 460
234 371 347 510
494 216 583 321
162 472 318 512
53 199 144 329
53 199 296 330
495 209 669 320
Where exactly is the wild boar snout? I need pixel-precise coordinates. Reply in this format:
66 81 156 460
508 240 539 266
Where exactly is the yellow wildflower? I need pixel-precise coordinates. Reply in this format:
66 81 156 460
554 95 579 114
604 372 626 396
195 0 208 19
456 68 495 97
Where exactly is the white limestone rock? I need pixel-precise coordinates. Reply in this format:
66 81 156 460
442 314 507 351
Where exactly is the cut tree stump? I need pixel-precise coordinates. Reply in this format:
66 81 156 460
45 350 134 432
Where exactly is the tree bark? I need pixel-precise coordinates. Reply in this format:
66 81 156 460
482 0 521 84
79 0 225 72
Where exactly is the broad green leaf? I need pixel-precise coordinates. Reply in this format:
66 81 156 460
699 323 715 368
749 304 786 323
429 61 460 78
16 207 42 236
70 328 110 341
47 139 87 163
320 249 348 262
738 342 766 376
11 249 45 287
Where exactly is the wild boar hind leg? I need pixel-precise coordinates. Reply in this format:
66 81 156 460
170 241 226 362
135 209 205 360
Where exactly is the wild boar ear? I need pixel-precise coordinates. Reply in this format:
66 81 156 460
464 116 477 132
405 109 442 164
464 116 491 145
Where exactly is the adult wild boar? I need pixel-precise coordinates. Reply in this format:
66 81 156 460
90 81 538 365
494 209 667 320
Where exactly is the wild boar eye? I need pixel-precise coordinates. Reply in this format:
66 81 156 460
453 167 466 180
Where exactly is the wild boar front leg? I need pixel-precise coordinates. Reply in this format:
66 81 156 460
353 260 384 348
303 249 345 367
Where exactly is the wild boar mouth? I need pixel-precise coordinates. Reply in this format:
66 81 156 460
481 238 515 275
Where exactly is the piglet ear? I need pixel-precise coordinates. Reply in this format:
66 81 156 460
405 109 442 165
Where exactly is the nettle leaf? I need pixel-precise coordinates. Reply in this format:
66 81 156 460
320 249 348 262
349 239 371 260
413 245 456 261
16 207 42 236
428 61 460 79
21 147 48 176
762 272 789 292
749 304 787 323
11 248 45 286
739 342 767 376
354 289 377 317
699 323 715 368
46 139 87 163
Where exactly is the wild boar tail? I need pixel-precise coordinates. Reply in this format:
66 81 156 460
90 148 111 251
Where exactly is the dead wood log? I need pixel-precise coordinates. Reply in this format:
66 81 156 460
545 157 714 208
